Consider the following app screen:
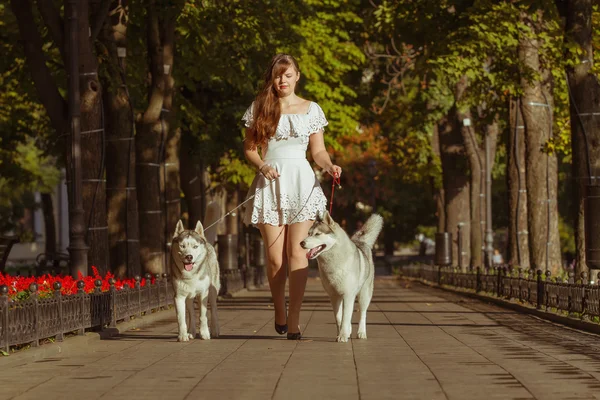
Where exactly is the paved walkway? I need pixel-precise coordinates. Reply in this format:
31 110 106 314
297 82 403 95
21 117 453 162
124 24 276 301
3 276 600 400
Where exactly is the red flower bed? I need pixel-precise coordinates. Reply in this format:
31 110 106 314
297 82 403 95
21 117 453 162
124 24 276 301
0 266 156 301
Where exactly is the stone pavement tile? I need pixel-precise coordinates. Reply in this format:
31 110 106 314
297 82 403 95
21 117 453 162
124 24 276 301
11 370 138 400
0 313 178 399
410 285 600 399
272 339 359 400
183 312 307 400
0 338 143 400
0 375 57 400
101 342 246 400
9 277 600 400
433 301 600 399
379 291 534 400
444 325 600 400
352 303 445 400
391 325 533 399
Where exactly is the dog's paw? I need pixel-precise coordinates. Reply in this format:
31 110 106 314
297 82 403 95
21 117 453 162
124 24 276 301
336 335 349 343
177 333 193 342
357 331 367 339
210 327 220 338
199 328 211 340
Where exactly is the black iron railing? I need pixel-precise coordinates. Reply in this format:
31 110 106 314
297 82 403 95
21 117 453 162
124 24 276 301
0 273 173 353
402 265 600 321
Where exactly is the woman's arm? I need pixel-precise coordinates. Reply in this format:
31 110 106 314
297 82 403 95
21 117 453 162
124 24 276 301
243 129 265 170
244 129 280 180
309 131 342 177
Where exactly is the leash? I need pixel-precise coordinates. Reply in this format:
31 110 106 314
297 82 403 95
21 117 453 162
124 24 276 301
329 172 341 215
204 192 261 231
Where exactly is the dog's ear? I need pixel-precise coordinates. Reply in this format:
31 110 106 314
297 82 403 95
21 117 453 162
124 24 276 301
323 210 334 226
315 210 323 222
194 220 206 238
173 220 185 238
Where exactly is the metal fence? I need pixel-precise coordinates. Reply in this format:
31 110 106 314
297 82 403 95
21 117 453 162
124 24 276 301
402 264 600 320
0 273 173 353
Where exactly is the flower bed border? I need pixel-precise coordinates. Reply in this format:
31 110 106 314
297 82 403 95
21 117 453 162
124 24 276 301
0 270 173 354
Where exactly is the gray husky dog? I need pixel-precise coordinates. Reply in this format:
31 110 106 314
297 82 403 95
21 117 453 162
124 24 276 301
301 211 383 342
171 220 220 341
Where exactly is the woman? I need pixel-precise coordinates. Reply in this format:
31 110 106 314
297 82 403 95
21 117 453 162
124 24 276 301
242 54 342 340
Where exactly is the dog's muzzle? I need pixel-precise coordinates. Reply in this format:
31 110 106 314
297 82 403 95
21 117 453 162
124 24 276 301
305 244 326 260
183 255 194 271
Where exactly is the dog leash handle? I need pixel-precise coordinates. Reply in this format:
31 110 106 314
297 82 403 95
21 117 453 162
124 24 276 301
329 173 341 215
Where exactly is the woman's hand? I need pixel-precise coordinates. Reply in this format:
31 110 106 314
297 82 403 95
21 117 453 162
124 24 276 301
326 165 342 178
259 164 280 180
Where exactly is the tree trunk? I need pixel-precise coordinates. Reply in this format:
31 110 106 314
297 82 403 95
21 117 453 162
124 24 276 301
484 115 500 265
180 144 204 229
164 126 181 271
519 10 562 275
438 110 471 269
507 97 530 268
431 124 445 233
12 0 111 275
136 0 182 275
457 105 483 268
566 0 600 278
454 78 482 268
100 0 140 279
41 193 57 255
77 0 108 274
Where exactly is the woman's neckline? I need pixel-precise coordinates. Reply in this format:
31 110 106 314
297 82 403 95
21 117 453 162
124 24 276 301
281 101 313 116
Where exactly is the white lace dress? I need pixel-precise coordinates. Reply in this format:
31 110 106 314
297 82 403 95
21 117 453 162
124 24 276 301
242 101 329 226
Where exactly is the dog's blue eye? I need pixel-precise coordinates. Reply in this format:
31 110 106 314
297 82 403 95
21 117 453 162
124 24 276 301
193 245 198 249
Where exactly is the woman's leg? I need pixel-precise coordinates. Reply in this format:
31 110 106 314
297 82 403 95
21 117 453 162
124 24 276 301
258 224 288 326
286 219 314 334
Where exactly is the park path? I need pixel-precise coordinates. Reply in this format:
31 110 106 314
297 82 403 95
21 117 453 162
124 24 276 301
3 275 600 400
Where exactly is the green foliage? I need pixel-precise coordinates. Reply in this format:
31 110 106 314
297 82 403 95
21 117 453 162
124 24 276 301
0 4 61 234
217 150 257 188
364 0 594 252
4 0 591 258
559 214 575 256
286 0 366 148
174 0 365 189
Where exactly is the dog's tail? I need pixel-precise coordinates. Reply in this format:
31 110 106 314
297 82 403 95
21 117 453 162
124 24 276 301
351 214 384 248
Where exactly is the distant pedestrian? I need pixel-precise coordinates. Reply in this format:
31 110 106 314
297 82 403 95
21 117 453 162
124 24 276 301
492 249 504 265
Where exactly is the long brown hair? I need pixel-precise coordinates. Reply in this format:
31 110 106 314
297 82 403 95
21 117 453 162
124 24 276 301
247 54 300 148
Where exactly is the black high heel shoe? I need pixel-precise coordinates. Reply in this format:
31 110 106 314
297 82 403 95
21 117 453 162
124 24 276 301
275 303 288 335
275 322 288 335
287 326 302 340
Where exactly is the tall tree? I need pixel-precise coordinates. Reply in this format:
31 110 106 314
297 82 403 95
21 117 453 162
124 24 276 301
518 8 562 274
79 0 109 274
99 0 141 278
454 77 486 268
9 0 109 274
564 0 600 277
135 0 184 274
508 97 531 268
439 108 471 268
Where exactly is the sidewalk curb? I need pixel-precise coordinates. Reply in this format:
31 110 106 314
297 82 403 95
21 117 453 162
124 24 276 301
406 277 600 336
0 307 176 368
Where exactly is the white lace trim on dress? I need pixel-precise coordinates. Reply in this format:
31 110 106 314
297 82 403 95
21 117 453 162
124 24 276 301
246 186 328 226
242 102 329 143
